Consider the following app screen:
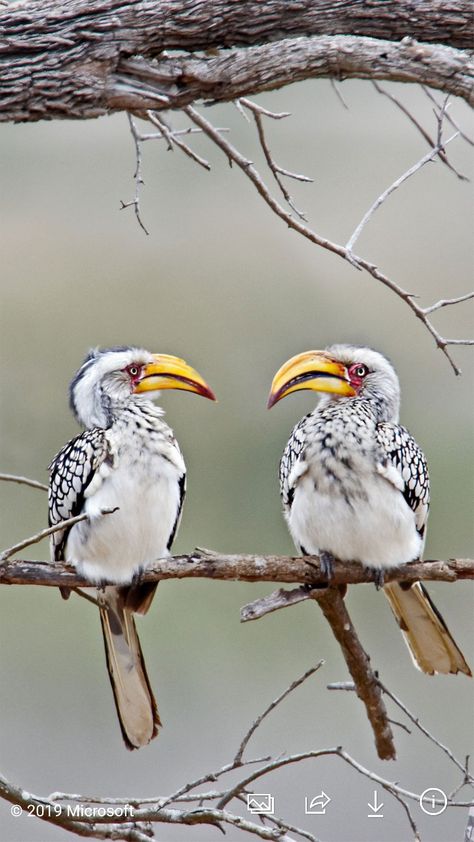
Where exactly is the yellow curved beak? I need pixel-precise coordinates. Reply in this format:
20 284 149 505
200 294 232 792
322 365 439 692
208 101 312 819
135 354 216 401
267 350 355 408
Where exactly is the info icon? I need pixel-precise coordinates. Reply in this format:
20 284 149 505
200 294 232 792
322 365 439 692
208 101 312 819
419 788 447 816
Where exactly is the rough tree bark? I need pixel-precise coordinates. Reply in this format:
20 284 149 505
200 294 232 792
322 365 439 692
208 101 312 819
0 0 472 123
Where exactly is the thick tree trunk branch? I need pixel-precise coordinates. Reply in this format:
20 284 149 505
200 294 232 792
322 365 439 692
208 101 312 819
0 0 472 124
0 553 472 587
113 38 474 113
314 586 396 760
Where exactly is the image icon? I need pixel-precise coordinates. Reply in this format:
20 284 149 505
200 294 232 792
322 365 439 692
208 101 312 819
246 794 275 815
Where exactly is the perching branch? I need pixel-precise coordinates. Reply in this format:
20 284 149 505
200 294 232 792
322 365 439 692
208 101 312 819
1 531 472 762
1 551 472 587
1 474 472 836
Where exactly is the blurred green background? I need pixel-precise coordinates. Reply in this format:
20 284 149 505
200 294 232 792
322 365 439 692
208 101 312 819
0 80 473 842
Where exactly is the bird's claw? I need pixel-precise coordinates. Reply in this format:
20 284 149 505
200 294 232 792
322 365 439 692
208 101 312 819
371 568 385 590
320 551 335 581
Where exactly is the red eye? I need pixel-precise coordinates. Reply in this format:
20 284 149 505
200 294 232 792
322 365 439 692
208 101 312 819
126 364 141 378
348 363 369 386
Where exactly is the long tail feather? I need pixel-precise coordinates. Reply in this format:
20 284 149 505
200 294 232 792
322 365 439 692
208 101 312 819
383 581 471 676
98 587 161 749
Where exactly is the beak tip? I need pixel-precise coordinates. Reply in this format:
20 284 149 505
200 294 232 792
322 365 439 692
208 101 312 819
200 384 217 402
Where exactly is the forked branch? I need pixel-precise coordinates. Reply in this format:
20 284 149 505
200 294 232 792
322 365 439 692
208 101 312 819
0 661 472 841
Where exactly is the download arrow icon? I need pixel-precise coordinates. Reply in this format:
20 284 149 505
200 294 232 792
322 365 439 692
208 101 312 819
367 790 384 818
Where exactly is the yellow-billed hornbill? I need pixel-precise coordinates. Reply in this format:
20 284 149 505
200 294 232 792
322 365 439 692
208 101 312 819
268 344 470 676
49 346 216 749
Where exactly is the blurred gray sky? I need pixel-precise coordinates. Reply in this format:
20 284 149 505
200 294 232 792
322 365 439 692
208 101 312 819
0 79 473 842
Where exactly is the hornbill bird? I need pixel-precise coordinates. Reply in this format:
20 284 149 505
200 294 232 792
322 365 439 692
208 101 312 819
268 344 470 676
49 346 216 749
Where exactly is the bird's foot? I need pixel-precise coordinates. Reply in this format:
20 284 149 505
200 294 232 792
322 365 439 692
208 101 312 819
371 567 385 590
131 568 145 586
319 551 335 581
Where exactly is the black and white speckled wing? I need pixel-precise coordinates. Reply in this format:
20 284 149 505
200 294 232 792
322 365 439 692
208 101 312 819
166 473 186 551
48 428 109 561
279 415 310 510
376 423 430 537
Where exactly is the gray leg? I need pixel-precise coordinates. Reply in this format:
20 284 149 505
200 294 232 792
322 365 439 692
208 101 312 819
320 550 335 580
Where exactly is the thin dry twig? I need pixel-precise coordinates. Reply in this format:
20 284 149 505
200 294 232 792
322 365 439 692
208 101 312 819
182 103 472 375
0 508 118 562
1 664 472 841
146 110 211 170
241 584 314 622
377 679 474 782
422 86 474 147
345 130 459 252
421 291 474 315
120 113 149 234
239 99 291 121
240 97 312 220
330 78 349 109
373 81 468 180
233 661 324 764
329 678 474 784
0 472 48 491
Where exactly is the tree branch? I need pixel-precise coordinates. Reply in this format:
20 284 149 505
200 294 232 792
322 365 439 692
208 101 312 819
0 508 119 563
182 102 472 375
1 552 472 587
113 37 473 113
0 0 473 123
306 587 395 760
0 472 48 492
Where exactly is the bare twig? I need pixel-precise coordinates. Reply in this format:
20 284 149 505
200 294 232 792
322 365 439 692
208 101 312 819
388 789 421 841
120 114 149 235
233 661 324 764
240 97 312 219
329 677 474 782
183 104 472 375
146 110 211 170
239 99 291 121
0 472 48 491
345 130 459 252
1 665 472 841
0 508 118 562
377 679 474 781
241 584 314 622
330 78 350 109
421 291 474 315
372 81 468 180
422 86 474 146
